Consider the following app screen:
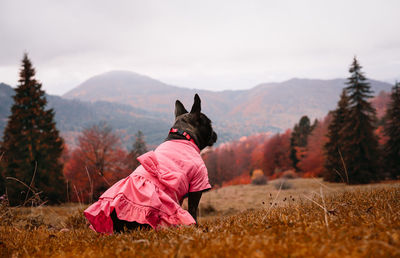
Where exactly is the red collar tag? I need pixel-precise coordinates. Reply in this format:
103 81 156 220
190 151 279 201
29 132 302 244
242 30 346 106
169 128 195 144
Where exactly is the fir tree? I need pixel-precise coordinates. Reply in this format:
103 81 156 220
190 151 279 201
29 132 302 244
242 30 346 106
383 82 400 179
1 53 65 205
340 57 380 184
323 89 349 182
0 144 5 195
126 131 148 170
290 115 312 171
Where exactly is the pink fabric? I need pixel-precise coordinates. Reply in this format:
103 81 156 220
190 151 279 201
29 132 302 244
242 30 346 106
84 140 211 234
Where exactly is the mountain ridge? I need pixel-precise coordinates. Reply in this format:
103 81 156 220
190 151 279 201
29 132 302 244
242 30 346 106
61 71 393 141
0 72 394 147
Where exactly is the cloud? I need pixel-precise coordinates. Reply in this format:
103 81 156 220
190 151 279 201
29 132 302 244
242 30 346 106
0 0 399 94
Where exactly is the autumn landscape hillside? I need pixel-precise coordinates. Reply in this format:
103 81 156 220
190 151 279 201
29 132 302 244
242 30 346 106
1 57 399 257
0 72 393 146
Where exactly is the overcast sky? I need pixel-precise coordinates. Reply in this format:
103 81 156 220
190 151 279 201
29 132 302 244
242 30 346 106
0 0 399 95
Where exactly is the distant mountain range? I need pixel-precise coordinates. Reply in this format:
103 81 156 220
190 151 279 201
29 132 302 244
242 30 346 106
0 82 170 147
0 71 394 147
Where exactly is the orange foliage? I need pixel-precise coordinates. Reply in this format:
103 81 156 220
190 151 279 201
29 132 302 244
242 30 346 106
202 133 270 186
375 125 388 145
262 129 292 176
221 173 251 187
63 124 130 203
297 116 330 177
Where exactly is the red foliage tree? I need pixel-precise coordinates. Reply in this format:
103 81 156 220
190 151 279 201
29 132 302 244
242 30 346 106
202 133 270 186
64 123 130 203
298 116 330 177
262 130 292 176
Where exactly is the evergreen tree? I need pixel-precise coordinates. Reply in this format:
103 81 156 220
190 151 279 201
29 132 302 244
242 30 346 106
1 53 65 205
126 131 148 170
290 115 312 171
340 57 380 184
323 89 349 182
383 82 400 179
0 144 5 195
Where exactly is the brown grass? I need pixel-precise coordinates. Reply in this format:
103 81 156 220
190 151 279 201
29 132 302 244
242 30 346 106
0 179 399 257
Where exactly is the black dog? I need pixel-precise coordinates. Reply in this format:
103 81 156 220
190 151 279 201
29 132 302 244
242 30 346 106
111 94 217 232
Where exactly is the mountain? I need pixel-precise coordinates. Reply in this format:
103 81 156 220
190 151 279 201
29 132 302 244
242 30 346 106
63 71 393 135
63 71 263 141
0 83 15 133
1 73 393 148
0 83 170 147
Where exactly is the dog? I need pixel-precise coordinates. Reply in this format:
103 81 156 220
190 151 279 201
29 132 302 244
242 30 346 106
86 94 217 233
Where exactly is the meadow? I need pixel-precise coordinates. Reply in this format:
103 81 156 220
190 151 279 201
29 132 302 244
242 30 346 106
1 178 399 257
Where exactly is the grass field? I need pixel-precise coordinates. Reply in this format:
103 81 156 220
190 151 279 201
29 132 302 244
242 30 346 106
1 178 399 257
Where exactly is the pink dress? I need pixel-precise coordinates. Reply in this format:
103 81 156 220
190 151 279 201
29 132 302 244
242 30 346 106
84 140 211 234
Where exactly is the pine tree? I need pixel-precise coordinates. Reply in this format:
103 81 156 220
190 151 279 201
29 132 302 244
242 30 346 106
323 89 349 182
339 57 380 184
126 130 148 170
0 144 5 195
1 53 65 205
383 82 400 179
290 115 312 171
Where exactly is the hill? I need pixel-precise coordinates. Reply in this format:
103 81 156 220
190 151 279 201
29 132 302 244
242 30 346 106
0 83 170 147
1 73 393 147
64 71 393 133
0 83 15 133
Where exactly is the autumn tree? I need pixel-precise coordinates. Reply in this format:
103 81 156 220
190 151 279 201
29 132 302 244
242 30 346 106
290 115 312 171
323 90 350 182
383 82 400 179
298 116 330 177
202 148 219 186
1 53 65 205
64 122 129 202
339 57 380 184
125 130 148 170
263 130 292 176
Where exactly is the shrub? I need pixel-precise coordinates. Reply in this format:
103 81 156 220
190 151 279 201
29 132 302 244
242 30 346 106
273 179 293 190
252 175 267 185
281 170 298 179
251 169 267 185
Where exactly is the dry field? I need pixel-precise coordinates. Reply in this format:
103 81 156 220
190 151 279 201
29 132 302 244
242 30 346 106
1 178 399 257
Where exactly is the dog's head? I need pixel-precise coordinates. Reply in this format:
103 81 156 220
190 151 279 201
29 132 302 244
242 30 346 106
172 94 217 150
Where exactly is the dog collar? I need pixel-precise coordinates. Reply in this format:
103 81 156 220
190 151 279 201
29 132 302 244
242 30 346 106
169 128 196 144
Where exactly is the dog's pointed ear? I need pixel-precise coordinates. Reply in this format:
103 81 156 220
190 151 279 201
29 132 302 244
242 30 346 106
190 94 201 118
175 100 188 118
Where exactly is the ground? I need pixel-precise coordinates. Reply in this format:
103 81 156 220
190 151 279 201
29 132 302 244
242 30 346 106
1 178 399 257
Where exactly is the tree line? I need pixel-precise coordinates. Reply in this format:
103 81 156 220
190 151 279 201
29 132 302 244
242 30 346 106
203 57 399 186
0 54 148 205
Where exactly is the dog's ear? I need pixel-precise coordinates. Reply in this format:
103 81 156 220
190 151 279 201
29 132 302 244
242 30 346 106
190 94 201 119
175 100 188 118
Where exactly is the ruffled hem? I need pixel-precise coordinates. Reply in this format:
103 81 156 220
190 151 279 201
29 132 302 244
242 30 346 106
84 176 196 234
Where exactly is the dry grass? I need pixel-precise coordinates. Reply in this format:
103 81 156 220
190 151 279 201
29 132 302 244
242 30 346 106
1 179 399 257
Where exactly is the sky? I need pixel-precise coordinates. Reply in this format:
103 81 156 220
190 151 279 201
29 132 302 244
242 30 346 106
0 0 399 95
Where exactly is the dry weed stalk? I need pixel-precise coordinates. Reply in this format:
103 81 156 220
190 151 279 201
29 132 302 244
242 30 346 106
85 166 94 204
262 180 283 221
302 189 331 233
24 161 37 204
338 148 349 184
